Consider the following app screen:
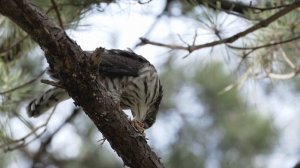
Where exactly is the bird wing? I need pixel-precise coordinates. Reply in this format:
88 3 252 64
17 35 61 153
99 49 150 78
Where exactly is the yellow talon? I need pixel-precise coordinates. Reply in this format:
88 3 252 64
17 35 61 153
131 119 144 134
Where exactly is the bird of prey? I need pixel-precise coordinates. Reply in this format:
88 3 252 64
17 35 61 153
27 49 163 133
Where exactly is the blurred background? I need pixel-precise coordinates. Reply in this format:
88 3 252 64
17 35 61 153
1 0 300 167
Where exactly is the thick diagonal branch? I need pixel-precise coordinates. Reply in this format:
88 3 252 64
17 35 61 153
0 0 163 167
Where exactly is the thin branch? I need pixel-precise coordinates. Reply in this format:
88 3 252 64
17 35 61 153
246 3 295 12
40 79 64 88
0 4 55 59
194 0 295 15
31 108 80 166
192 29 198 46
279 46 295 69
50 0 64 29
268 69 300 80
231 34 300 69
138 0 152 4
182 30 198 58
133 0 171 49
0 4 56 59
139 2 300 53
177 34 189 46
0 35 29 55
0 106 56 152
0 70 45 95
197 0 251 15
229 34 300 51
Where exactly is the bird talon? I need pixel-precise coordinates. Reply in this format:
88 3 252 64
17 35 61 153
131 119 144 134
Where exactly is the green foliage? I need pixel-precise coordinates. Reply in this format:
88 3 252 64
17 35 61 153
167 145 205 168
33 0 107 28
221 112 277 156
0 17 35 63
236 0 300 81
159 59 187 111
162 61 278 168
0 0 108 64
0 60 42 114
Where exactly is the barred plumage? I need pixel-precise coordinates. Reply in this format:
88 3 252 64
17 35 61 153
27 49 163 130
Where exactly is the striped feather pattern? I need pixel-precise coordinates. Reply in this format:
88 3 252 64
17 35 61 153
27 49 163 129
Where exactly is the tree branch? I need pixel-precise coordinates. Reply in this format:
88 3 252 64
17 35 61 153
193 0 252 15
32 108 80 167
50 0 64 29
0 106 56 152
193 0 294 15
228 34 300 51
0 0 163 167
138 1 300 54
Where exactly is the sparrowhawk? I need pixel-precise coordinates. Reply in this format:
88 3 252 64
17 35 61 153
27 49 163 133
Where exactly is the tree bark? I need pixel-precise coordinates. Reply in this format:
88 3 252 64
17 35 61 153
0 0 164 167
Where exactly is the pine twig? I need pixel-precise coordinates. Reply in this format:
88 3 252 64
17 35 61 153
139 2 300 53
0 70 45 95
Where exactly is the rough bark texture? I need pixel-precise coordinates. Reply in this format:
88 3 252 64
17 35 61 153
0 0 164 167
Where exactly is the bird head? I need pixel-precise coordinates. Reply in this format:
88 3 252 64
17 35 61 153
143 84 163 129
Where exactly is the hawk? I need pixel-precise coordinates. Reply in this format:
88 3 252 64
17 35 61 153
27 49 163 133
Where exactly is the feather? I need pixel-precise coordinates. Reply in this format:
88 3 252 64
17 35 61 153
99 49 150 78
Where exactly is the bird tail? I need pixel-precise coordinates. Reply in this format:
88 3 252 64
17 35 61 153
27 87 69 117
